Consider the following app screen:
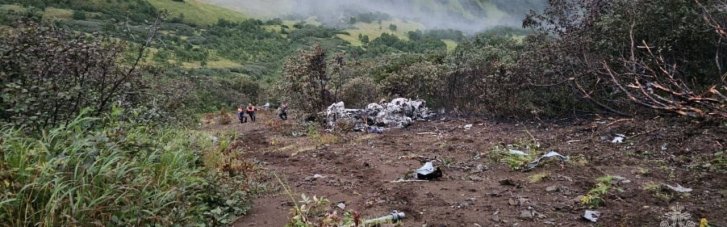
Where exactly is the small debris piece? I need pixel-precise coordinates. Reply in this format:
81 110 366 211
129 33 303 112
337 202 346 210
519 210 534 220
612 176 631 184
583 210 600 222
367 126 385 134
545 185 559 192
416 162 443 180
359 210 405 226
524 151 568 171
611 134 625 143
664 184 693 193
464 124 473 130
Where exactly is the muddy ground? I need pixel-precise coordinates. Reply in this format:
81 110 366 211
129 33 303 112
212 112 726 226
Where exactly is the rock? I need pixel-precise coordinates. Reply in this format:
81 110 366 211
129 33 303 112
519 210 534 220
475 164 487 172
468 175 483 181
508 198 519 206
545 185 559 192
337 202 346 210
492 215 501 223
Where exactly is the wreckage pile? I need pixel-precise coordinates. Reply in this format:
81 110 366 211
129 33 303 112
325 98 436 131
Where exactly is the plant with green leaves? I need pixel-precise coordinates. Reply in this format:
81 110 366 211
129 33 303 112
0 111 254 226
580 175 615 208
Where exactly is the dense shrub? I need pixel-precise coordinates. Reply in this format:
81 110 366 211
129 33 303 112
0 113 254 226
0 22 143 130
519 0 726 117
339 77 379 108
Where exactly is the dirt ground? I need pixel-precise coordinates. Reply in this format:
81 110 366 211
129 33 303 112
212 112 727 226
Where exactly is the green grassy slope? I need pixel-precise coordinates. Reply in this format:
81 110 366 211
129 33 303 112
148 0 246 25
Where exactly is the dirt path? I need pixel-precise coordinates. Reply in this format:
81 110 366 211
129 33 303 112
218 112 727 226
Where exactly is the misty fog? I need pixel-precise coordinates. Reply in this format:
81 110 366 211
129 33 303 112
204 0 547 32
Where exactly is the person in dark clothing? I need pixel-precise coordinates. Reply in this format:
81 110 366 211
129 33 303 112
246 103 257 122
278 102 288 120
237 105 247 123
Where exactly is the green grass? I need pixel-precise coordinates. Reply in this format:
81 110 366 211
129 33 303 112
442 39 458 52
0 112 255 226
0 4 25 12
337 19 424 46
580 175 614 208
42 7 73 20
148 0 247 25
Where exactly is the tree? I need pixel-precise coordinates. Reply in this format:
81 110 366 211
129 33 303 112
280 44 333 116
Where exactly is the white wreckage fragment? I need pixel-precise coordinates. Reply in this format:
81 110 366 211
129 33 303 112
325 98 435 131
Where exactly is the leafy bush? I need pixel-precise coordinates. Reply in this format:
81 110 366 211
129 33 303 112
339 77 379 108
580 176 614 208
0 112 254 226
0 22 143 131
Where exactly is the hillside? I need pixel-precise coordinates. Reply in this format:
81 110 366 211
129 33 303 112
204 0 546 32
2 0 727 226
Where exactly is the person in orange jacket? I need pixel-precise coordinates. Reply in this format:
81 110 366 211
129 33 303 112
246 103 257 122
237 105 247 123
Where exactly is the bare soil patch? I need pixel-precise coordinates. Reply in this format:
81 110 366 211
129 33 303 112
220 112 726 226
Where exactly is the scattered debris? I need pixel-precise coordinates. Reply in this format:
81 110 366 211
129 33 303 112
663 184 693 193
566 139 581 144
416 161 443 180
611 134 625 143
583 210 600 222
359 210 405 226
325 98 435 131
304 174 326 181
367 126 385 134
661 143 668 151
524 151 568 171
464 124 473 131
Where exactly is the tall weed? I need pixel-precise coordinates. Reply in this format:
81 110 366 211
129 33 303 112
0 113 253 226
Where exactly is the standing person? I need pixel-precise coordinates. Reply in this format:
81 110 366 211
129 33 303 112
246 103 257 122
278 102 288 120
237 105 247 123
